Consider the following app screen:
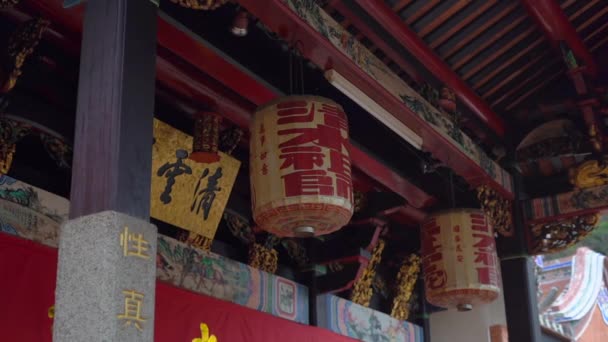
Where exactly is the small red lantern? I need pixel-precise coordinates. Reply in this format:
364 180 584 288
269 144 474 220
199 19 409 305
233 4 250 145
421 209 501 311
190 112 221 164
250 95 354 237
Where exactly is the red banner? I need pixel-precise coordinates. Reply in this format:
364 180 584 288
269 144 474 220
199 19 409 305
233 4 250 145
0 233 355 342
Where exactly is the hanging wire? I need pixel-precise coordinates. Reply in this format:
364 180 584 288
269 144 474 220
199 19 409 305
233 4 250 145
288 46 294 95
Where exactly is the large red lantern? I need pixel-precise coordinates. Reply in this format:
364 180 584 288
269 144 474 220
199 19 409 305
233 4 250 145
421 209 501 311
250 95 354 237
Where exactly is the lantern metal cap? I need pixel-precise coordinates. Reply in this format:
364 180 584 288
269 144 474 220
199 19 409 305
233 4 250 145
457 303 473 312
294 226 315 238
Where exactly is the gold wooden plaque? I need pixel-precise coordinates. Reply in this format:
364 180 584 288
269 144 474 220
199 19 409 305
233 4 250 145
151 119 240 240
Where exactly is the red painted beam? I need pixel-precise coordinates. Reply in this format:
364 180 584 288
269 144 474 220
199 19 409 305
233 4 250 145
520 0 599 76
20 0 436 209
353 0 506 137
236 0 513 200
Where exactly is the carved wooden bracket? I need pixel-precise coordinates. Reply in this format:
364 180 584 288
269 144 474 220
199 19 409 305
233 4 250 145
390 253 421 321
2 18 48 94
529 213 599 254
477 185 513 237
169 0 228 10
569 159 608 189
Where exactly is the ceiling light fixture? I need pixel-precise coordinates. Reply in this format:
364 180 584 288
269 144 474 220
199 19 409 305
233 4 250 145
324 69 423 150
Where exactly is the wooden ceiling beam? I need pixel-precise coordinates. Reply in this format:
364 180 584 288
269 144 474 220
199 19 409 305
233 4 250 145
473 37 544 89
405 0 440 26
429 0 496 49
521 0 598 76
452 17 528 71
442 3 518 60
418 0 472 38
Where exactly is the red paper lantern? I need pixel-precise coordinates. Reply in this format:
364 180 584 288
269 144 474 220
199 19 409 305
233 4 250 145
421 209 501 311
250 96 354 237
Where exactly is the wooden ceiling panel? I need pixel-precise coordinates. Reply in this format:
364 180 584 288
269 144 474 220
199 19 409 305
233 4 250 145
327 0 604 125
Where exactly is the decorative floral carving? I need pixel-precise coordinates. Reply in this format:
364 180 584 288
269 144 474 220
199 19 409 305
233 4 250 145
354 190 367 213
477 185 513 236
0 0 20 9
169 0 228 10
530 214 599 254
40 133 71 169
281 238 308 267
177 230 213 251
2 18 48 94
223 210 255 244
0 117 30 173
350 239 385 307
248 243 278 274
569 159 608 189
390 254 421 321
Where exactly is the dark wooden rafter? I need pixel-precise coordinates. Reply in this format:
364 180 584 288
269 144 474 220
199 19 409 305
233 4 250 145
568 0 600 22
506 72 563 111
418 0 472 38
451 17 528 71
392 0 413 13
576 6 608 32
462 27 540 80
584 21 608 43
429 0 496 49
441 3 518 60
482 52 548 99
472 37 544 88
405 0 440 26
491 61 560 108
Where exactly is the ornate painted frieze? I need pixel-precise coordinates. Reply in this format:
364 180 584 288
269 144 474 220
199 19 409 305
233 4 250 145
281 0 512 194
317 293 424 342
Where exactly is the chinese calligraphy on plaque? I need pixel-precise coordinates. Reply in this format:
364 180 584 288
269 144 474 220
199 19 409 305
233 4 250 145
150 119 240 240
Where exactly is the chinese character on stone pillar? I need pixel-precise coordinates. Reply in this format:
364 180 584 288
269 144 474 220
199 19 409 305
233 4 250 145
53 211 157 341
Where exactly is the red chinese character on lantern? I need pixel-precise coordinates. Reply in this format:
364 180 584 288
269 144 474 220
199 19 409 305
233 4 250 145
279 146 325 170
453 225 460 232
276 101 314 125
455 235 461 242
319 103 348 131
260 135 266 146
328 150 352 201
260 152 267 160
259 124 265 134
457 255 464 262
262 164 268 175
456 244 463 253
282 170 334 196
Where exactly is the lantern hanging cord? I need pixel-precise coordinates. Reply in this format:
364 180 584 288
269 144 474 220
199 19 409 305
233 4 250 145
288 46 294 95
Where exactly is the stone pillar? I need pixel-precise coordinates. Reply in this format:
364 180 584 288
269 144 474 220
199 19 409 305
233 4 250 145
54 211 157 341
54 0 158 340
